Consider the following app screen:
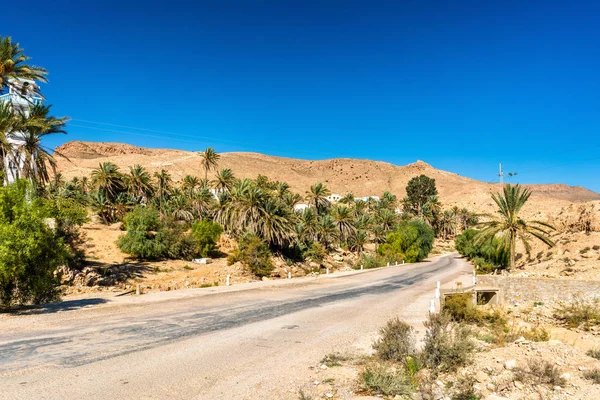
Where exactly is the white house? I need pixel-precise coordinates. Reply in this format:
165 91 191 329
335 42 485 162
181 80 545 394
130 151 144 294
326 193 342 203
1 79 43 185
356 195 380 202
293 203 310 212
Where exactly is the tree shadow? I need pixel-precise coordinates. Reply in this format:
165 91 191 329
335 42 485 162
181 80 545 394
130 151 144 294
2 298 109 315
83 260 153 285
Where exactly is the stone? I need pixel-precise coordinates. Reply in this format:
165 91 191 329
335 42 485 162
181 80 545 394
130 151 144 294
486 383 496 392
548 340 563 346
514 380 524 389
475 371 489 383
504 360 517 370
332 254 344 262
320 364 328 370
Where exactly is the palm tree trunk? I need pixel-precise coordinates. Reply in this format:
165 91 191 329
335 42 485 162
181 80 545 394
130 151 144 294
510 232 516 270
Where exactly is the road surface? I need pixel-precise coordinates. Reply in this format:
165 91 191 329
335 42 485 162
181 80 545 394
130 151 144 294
0 253 471 399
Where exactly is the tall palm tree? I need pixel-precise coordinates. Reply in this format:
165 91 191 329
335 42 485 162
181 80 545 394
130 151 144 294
0 36 48 94
305 182 331 215
154 169 172 212
316 214 339 249
331 205 355 243
477 184 555 269
199 147 220 181
16 104 69 185
211 168 236 193
90 162 124 201
181 175 200 195
126 164 153 201
0 101 18 183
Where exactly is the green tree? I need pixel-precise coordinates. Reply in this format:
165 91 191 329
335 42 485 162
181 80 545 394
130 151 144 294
17 104 69 185
126 165 153 201
91 162 125 201
211 168 236 192
0 36 48 93
0 181 70 306
476 184 555 270
378 219 434 263
199 147 220 181
153 169 172 212
403 175 438 217
305 182 331 215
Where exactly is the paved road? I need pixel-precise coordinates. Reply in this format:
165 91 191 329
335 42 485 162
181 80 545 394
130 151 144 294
0 254 471 399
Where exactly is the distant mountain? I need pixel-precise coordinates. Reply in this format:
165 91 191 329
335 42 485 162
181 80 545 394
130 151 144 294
56 141 600 217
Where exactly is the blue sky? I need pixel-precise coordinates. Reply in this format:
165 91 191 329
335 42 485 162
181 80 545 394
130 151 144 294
3 0 600 191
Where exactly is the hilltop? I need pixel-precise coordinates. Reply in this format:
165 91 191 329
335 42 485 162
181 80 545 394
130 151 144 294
56 141 600 219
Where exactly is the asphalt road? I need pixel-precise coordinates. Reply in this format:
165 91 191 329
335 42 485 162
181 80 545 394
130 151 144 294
0 253 471 399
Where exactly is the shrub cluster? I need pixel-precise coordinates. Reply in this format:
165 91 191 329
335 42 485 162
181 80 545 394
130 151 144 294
228 233 274 278
0 182 87 307
378 219 434 263
455 229 509 273
117 206 223 260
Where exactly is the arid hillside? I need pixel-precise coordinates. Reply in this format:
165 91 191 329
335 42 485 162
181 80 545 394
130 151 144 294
56 141 600 218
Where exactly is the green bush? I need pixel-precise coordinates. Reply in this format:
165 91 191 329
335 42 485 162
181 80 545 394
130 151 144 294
443 293 482 324
0 182 72 306
455 229 509 273
587 348 600 360
303 242 327 263
191 220 223 257
378 219 434 263
373 318 417 362
359 362 414 397
228 233 274 277
421 312 475 373
118 207 222 260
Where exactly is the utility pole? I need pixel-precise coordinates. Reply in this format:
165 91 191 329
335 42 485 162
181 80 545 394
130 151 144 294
499 162 504 185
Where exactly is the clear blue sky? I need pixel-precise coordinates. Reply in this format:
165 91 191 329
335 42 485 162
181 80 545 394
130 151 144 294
4 0 600 191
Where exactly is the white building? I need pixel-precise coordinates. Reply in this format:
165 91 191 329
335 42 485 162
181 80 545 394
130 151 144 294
356 195 380 202
293 203 310 212
326 193 342 203
1 79 43 185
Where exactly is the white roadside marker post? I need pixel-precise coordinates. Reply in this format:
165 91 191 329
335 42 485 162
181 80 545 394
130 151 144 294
435 287 440 299
430 299 435 313
402 260 405 265
360 264 363 271
387 262 390 267
437 281 441 290
326 268 329 275
288 271 292 279
136 284 140 295
226 275 231 286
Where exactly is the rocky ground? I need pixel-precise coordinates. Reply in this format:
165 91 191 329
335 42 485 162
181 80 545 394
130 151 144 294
292 299 600 400
58 221 360 297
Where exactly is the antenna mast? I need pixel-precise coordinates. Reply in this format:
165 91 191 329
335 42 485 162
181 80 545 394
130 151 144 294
499 162 504 185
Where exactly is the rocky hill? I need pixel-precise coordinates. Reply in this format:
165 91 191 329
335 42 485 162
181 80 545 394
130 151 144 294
55 141 600 218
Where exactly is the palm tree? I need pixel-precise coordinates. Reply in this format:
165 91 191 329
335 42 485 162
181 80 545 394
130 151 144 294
477 184 555 270
316 214 339 249
181 175 200 195
16 104 69 185
211 168 236 193
331 205 355 243
348 230 368 254
90 162 125 201
305 182 331 215
126 164 153 201
199 147 220 181
0 101 18 183
154 169 172 212
339 193 355 204
0 36 48 94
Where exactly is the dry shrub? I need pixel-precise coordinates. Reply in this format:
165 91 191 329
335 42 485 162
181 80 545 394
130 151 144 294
515 358 566 387
373 318 417 362
554 295 600 329
421 312 476 373
358 362 414 397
